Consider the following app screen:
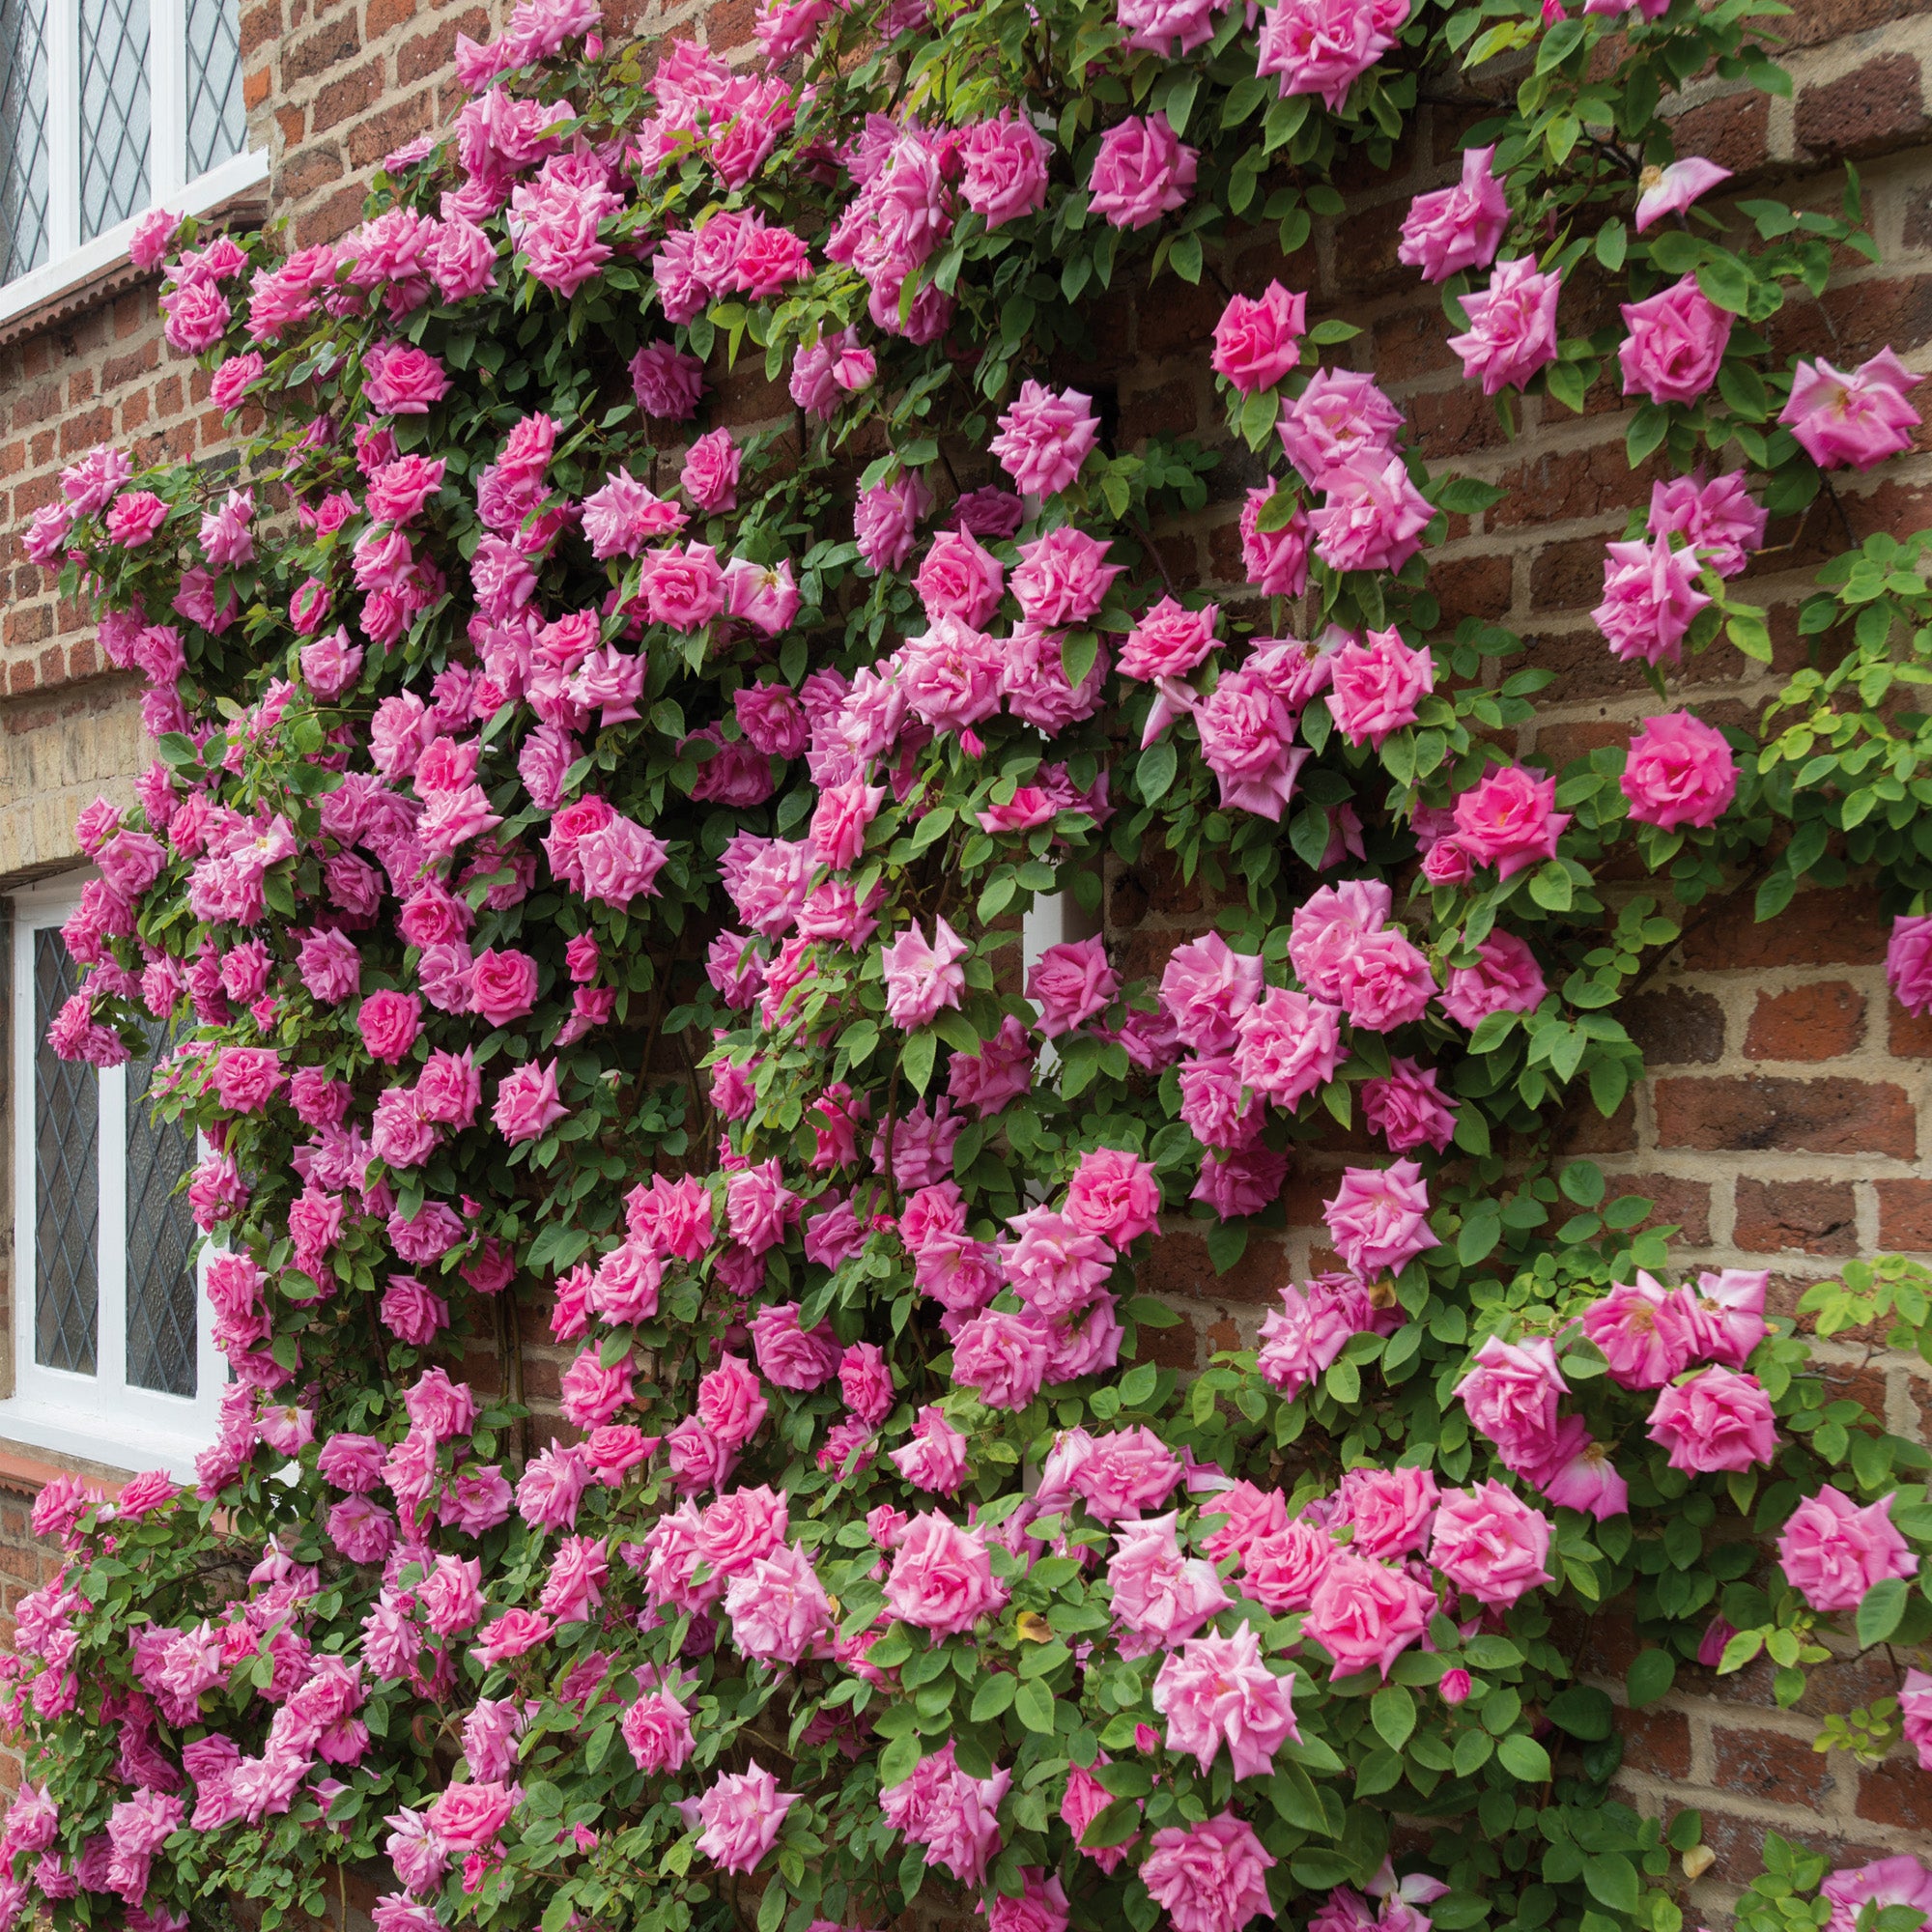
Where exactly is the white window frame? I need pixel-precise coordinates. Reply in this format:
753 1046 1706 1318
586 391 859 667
0 0 268 327
4 875 222 1478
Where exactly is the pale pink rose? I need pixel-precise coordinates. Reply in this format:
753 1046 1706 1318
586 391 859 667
1009 526 1122 625
1028 936 1118 1037
1821 1859 1932 1932
1579 1272 1691 1389
493 1061 568 1142
1332 926 1435 1033
1277 369 1405 488
1211 282 1307 394
724 1541 832 1662
1618 274 1731 405
891 1405 969 1494
1645 1365 1777 1474
1648 469 1764 580
1330 1465 1437 1560
1328 625 1433 748
1534 1422 1630 1520
1087 116 1197 231
630 342 705 420
885 1513 1008 1634
1595 535 1711 666
1302 1548 1433 1679
1398 146 1507 282
1323 1161 1434 1278
1634 157 1731 231
1121 596 1219 682
1454 1334 1567 1476
878 1743 1009 1887
1901 1669 1932 1771
989 383 1100 498
1061 1425 1183 1523
1257 0 1410 112
1776 1485 1917 1613
1160 931 1264 1054
1448 255 1562 395
1062 1758 1134 1874
1107 1512 1230 1649
1151 1624 1299 1779
1780 348 1922 470
882 917 969 1030
689 1761 796 1873
1231 987 1344 1109
1238 1518 1337 1612
1428 1479 1553 1607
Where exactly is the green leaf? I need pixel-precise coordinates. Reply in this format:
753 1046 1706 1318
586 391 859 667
971 1672 1018 1720
1546 1686 1613 1740
1138 737 1178 805
1061 630 1100 691
901 1029 937 1095
1627 1649 1676 1709
1371 1685 1416 1750
1496 1734 1551 1782
1858 1576 1911 1647
1014 1679 1058 1734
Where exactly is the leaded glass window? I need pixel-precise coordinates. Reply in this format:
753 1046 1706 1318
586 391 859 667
125 1035 196 1397
0 0 49 281
184 0 241 182
77 0 147 242
33 928 97 1375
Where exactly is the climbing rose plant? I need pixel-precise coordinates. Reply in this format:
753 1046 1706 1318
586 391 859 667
16 0 1932 1929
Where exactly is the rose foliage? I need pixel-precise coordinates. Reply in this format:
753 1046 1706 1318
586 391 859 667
18 1 1932 1931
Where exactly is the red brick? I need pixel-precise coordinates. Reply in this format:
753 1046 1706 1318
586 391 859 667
1623 988 1725 1066
283 14 359 81
1653 1076 1916 1157
1858 1754 1932 1832
1877 1179 1932 1252
1734 1179 1859 1256
1429 554 1511 624
1141 1228 1292 1309
1668 89 1770 173
310 58 383 134
1614 1706 1690 1779
1676 888 1887 972
1711 1725 1837 1806
1745 981 1867 1061
1798 53 1929 161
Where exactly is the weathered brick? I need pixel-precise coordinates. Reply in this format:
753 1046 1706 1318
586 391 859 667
1653 1076 1917 1157
1676 887 1887 972
1798 52 1929 160
284 14 360 82
1140 1228 1292 1309
1877 1179 1932 1252
1745 981 1866 1061
1623 988 1725 1066
1734 1179 1859 1256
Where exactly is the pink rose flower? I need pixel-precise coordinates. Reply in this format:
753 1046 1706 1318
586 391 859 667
493 1061 568 1142
1634 157 1731 231
1211 282 1307 394
1160 931 1264 1054
357 989 422 1064
891 1405 969 1494
1454 1333 1567 1476
1065 1147 1162 1244
1780 348 1922 470
1327 625 1433 748
1331 1465 1438 1561
1303 1548 1433 1678
1621 711 1737 830
1361 1058 1457 1152
1141 1813 1277 1932
1257 0 1410 112
1278 368 1404 488
1822 1860 1932 1932
950 1307 1051 1409
1239 487 1312 596
882 917 969 1030
989 382 1100 497
1107 1512 1230 1649
1309 451 1435 576
1398 145 1507 283
1646 1365 1777 1474
1428 1479 1553 1607
689 1761 796 1874
363 341 449 414
959 113 1051 228
1618 274 1732 405
1151 1624 1299 1779
680 428 740 512
1437 930 1545 1029
1594 534 1712 667
1648 469 1765 580
1448 254 1562 394
630 341 705 419
884 1513 1008 1634
1776 1485 1917 1613
1890 915 1932 1016
1323 1161 1434 1278
1028 935 1118 1037
1087 116 1197 231
915 527 1007 627
1452 764 1568 878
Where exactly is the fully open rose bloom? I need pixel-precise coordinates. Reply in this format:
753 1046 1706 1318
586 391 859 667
1257 0 1410 111
687 1761 796 1873
1151 1625 1299 1777
1646 1366 1777 1474
1621 712 1738 829
1397 144 1507 283
1087 115 1197 230
1428 1480 1553 1607
1820 1859 1932 1932
1779 348 1922 469
1140 1813 1277 1932
1447 256 1561 394
989 383 1099 497
1594 535 1711 666
1776 1485 1917 1611
1618 274 1731 405
885 1514 1008 1634
1302 1549 1433 1677
1211 282 1307 393
1323 1161 1435 1277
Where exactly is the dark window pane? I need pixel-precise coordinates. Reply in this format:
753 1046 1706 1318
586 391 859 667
34 930 97 1375
0 0 49 282
125 1037 196 1397
78 0 147 243
185 0 242 179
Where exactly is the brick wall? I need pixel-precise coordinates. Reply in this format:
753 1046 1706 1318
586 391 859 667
4 0 1932 1909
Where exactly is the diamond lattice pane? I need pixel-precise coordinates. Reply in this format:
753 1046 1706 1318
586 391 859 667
0 0 48 282
125 1037 196 1397
185 0 242 179
78 0 147 242
34 931 98 1376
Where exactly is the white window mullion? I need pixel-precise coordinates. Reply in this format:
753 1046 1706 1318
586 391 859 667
45 0 78 262
149 0 185 201
10 911 36 1407
97 1059 128 1414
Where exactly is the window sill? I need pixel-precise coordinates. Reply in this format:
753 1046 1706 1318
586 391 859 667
0 147 270 342
0 1398 211 1483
